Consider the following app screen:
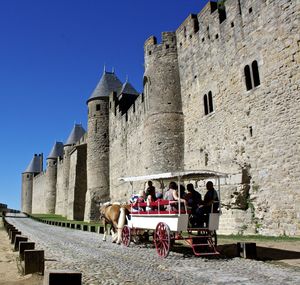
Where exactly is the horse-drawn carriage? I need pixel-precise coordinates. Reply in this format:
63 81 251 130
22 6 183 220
119 170 228 258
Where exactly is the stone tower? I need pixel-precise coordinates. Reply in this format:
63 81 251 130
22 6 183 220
143 32 184 173
85 70 122 221
44 142 63 214
21 153 43 214
55 124 85 216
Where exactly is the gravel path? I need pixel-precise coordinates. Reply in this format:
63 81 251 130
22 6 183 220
6 216 300 285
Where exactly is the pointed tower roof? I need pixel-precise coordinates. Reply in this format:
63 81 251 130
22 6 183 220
47 141 64 159
65 124 86 146
119 81 139 96
23 154 43 174
87 71 123 103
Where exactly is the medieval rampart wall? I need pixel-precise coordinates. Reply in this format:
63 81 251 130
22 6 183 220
176 0 300 235
68 144 87 220
32 171 46 213
55 159 65 215
109 93 147 201
25 0 299 236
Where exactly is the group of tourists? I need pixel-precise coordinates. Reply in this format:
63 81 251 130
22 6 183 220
130 180 219 228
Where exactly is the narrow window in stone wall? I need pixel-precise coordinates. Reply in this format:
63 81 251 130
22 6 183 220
208 91 214 113
252 60 260 87
244 61 260 91
204 92 214 115
96 104 100 111
244 65 252 90
203 94 208 115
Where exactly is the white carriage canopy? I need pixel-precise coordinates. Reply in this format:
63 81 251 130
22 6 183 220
119 170 228 182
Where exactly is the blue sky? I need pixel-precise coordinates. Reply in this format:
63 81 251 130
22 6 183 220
0 0 209 210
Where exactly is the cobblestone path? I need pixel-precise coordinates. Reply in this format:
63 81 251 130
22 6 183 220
7 216 300 285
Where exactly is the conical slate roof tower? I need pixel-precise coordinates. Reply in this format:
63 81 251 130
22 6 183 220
21 153 43 214
87 70 123 102
23 154 43 173
65 124 86 146
85 69 123 221
47 141 64 159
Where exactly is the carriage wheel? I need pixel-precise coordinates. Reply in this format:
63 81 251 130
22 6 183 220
154 222 171 258
121 225 131 247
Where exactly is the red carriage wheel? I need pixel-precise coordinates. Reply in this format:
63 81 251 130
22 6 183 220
154 222 171 258
121 225 131 247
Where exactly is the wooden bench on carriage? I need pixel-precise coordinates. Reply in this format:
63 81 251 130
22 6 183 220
119 170 228 258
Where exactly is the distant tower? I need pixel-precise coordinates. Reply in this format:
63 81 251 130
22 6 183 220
143 32 184 172
21 154 43 214
85 70 122 221
56 124 85 216
45 142 63 214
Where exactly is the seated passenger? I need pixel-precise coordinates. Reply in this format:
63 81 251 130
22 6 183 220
145 181 157 210
185 183 202 214
194 181 219 227
164 181 186 211
131 190 146 212
179 184 186 199
185 183 202 226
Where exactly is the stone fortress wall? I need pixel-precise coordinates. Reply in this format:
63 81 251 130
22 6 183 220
21 0 300 236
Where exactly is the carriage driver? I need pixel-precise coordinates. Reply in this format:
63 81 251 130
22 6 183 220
194 181 219 227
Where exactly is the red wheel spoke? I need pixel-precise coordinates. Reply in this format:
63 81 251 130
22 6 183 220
154 222 170 258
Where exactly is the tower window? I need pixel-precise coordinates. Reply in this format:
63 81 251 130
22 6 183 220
244 65 252 90
203 94 208 115
252 60 260 87
244 60 261 91
208 91 214 113
96 104 100 111
204 91 214 115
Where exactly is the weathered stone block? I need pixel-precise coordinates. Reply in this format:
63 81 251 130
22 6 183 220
89 225 96 232
19 242 35 261
14 235 28 251
44 269 82 285
11 230 21 244
24 250 44 275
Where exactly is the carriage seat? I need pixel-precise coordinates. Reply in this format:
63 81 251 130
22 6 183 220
131 199 191 215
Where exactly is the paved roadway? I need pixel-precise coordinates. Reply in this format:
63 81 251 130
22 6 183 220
6 215 300 285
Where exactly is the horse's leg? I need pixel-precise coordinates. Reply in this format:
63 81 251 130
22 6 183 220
111 224 118 243
102 219 107 241
115 207 126 244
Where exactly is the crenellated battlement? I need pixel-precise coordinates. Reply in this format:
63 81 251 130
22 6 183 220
144 32 177 66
